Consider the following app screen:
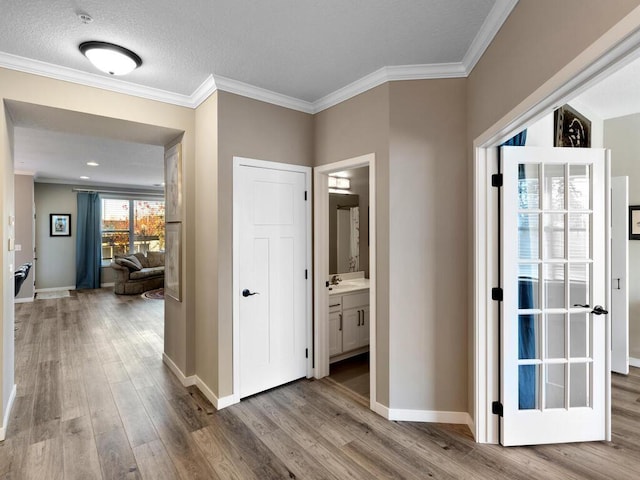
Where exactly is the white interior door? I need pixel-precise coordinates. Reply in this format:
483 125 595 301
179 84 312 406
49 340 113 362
236 159 309 398
611 176 629 374
501 146 610 446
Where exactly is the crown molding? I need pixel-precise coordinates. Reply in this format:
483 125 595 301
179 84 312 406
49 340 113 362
190 74 218 107
213 75 314 114
0 51 202 108
462 0 519 74
312 63 467 113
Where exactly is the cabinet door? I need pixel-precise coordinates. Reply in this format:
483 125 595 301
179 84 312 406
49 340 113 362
342 308 360 352
329 312 343 356
358 307 370 348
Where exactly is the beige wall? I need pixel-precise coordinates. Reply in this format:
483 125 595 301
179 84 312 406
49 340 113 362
388 79 468 411
605 114 640 358
1 104 15 430
216 91 314 396
467 0 640 142
195 92 219 392
315 84 391 405
33 183 77 289
14 174 34 300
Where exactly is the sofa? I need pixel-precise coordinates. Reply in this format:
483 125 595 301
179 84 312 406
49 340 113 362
110 251 164 295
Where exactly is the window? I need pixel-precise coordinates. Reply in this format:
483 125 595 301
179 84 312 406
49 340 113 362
102 198 165 263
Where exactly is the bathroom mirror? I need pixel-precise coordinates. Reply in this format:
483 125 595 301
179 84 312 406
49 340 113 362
329 193 360 274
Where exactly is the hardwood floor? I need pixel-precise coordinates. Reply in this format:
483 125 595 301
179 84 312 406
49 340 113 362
329 353 370 399
4 288 640 479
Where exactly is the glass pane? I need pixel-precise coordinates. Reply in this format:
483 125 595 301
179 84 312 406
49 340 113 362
519 364 538 410
518 214 539 259
545 364 566 409
570 313 588 358
544 164 565 211
546 314 566 359
569 263 590 307
101 232 130 260
134 200 166 254
543 213 565 259
102 198 130 260
544 263 565 309
570 362 589 407
519 314 539 360
518 164 539 210
568 214 590 259
518 268 539 309
569 165 590 211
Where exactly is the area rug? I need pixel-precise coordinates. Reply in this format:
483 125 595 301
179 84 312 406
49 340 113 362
142 288 164 300
36 290 70 300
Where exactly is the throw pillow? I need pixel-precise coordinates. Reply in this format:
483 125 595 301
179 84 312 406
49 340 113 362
146 251 165 267
115 254 143 271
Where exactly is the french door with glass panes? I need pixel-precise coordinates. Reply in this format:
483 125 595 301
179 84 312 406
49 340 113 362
500 146 610 446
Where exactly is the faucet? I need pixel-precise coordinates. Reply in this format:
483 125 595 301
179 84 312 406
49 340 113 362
330 275 342 285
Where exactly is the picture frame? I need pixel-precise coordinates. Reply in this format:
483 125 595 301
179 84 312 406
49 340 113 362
50 213 71 237
165 222 182 301
554 104 591 148
165 143 182 222
630 206 640 240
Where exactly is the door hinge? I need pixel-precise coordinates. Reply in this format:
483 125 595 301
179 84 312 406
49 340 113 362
492 401 503 417
491 173 503 188
305 269 308 279
305 348 308 358
304 190 308 201
492 287 503 302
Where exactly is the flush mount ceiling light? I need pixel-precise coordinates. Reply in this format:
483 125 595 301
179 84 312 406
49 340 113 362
79 41 142 76
86 161 99 166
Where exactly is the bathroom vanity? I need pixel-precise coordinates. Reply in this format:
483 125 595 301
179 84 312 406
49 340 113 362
328 273 370 363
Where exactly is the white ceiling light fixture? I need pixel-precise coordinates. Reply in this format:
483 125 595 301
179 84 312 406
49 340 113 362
80 175 90 180
79 41 142 76
86 161 99 166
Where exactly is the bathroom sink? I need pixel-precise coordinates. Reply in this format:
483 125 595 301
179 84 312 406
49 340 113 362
328 279 370 294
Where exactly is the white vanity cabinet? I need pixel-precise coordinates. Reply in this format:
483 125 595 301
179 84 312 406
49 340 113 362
329 290 369 362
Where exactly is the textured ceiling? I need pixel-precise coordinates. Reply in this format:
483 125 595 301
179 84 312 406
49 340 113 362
1 0 497 102
3 0 508 188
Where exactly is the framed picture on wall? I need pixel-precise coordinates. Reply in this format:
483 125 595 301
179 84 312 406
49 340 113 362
165 222 182 301
50 213 71 237
554 104 591 148
165 143 182 222
630 206 640 240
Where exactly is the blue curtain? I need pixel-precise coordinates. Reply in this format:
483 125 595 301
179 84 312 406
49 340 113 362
76 192 102 289
502 130 536 409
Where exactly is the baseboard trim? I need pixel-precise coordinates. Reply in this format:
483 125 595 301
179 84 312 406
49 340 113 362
161 353 239 410
100 282 115 288
629 357 640 368
14 296 34 303
35 286 75 293
0 384 17 441
162 353 195 387
379 404 472 425
194 376 238 410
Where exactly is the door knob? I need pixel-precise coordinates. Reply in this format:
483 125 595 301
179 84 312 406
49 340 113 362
242 289 259 297
591 305 608 315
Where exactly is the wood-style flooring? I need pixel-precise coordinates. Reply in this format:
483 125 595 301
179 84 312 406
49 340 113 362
3 288 640 479
329 353 370 399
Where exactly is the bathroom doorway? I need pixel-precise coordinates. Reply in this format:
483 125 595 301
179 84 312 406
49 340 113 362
313 153 377 411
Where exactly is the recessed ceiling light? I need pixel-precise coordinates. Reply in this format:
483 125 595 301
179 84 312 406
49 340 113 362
86 161 99 166
79 41 142 76
80 176 90 180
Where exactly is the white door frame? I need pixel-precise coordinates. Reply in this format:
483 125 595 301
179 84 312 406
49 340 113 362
473 23 640 444
313 153 377 411
232 157 313 404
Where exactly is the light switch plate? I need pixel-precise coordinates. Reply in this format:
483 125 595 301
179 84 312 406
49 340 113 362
15 244 22 251
8 215 14 226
